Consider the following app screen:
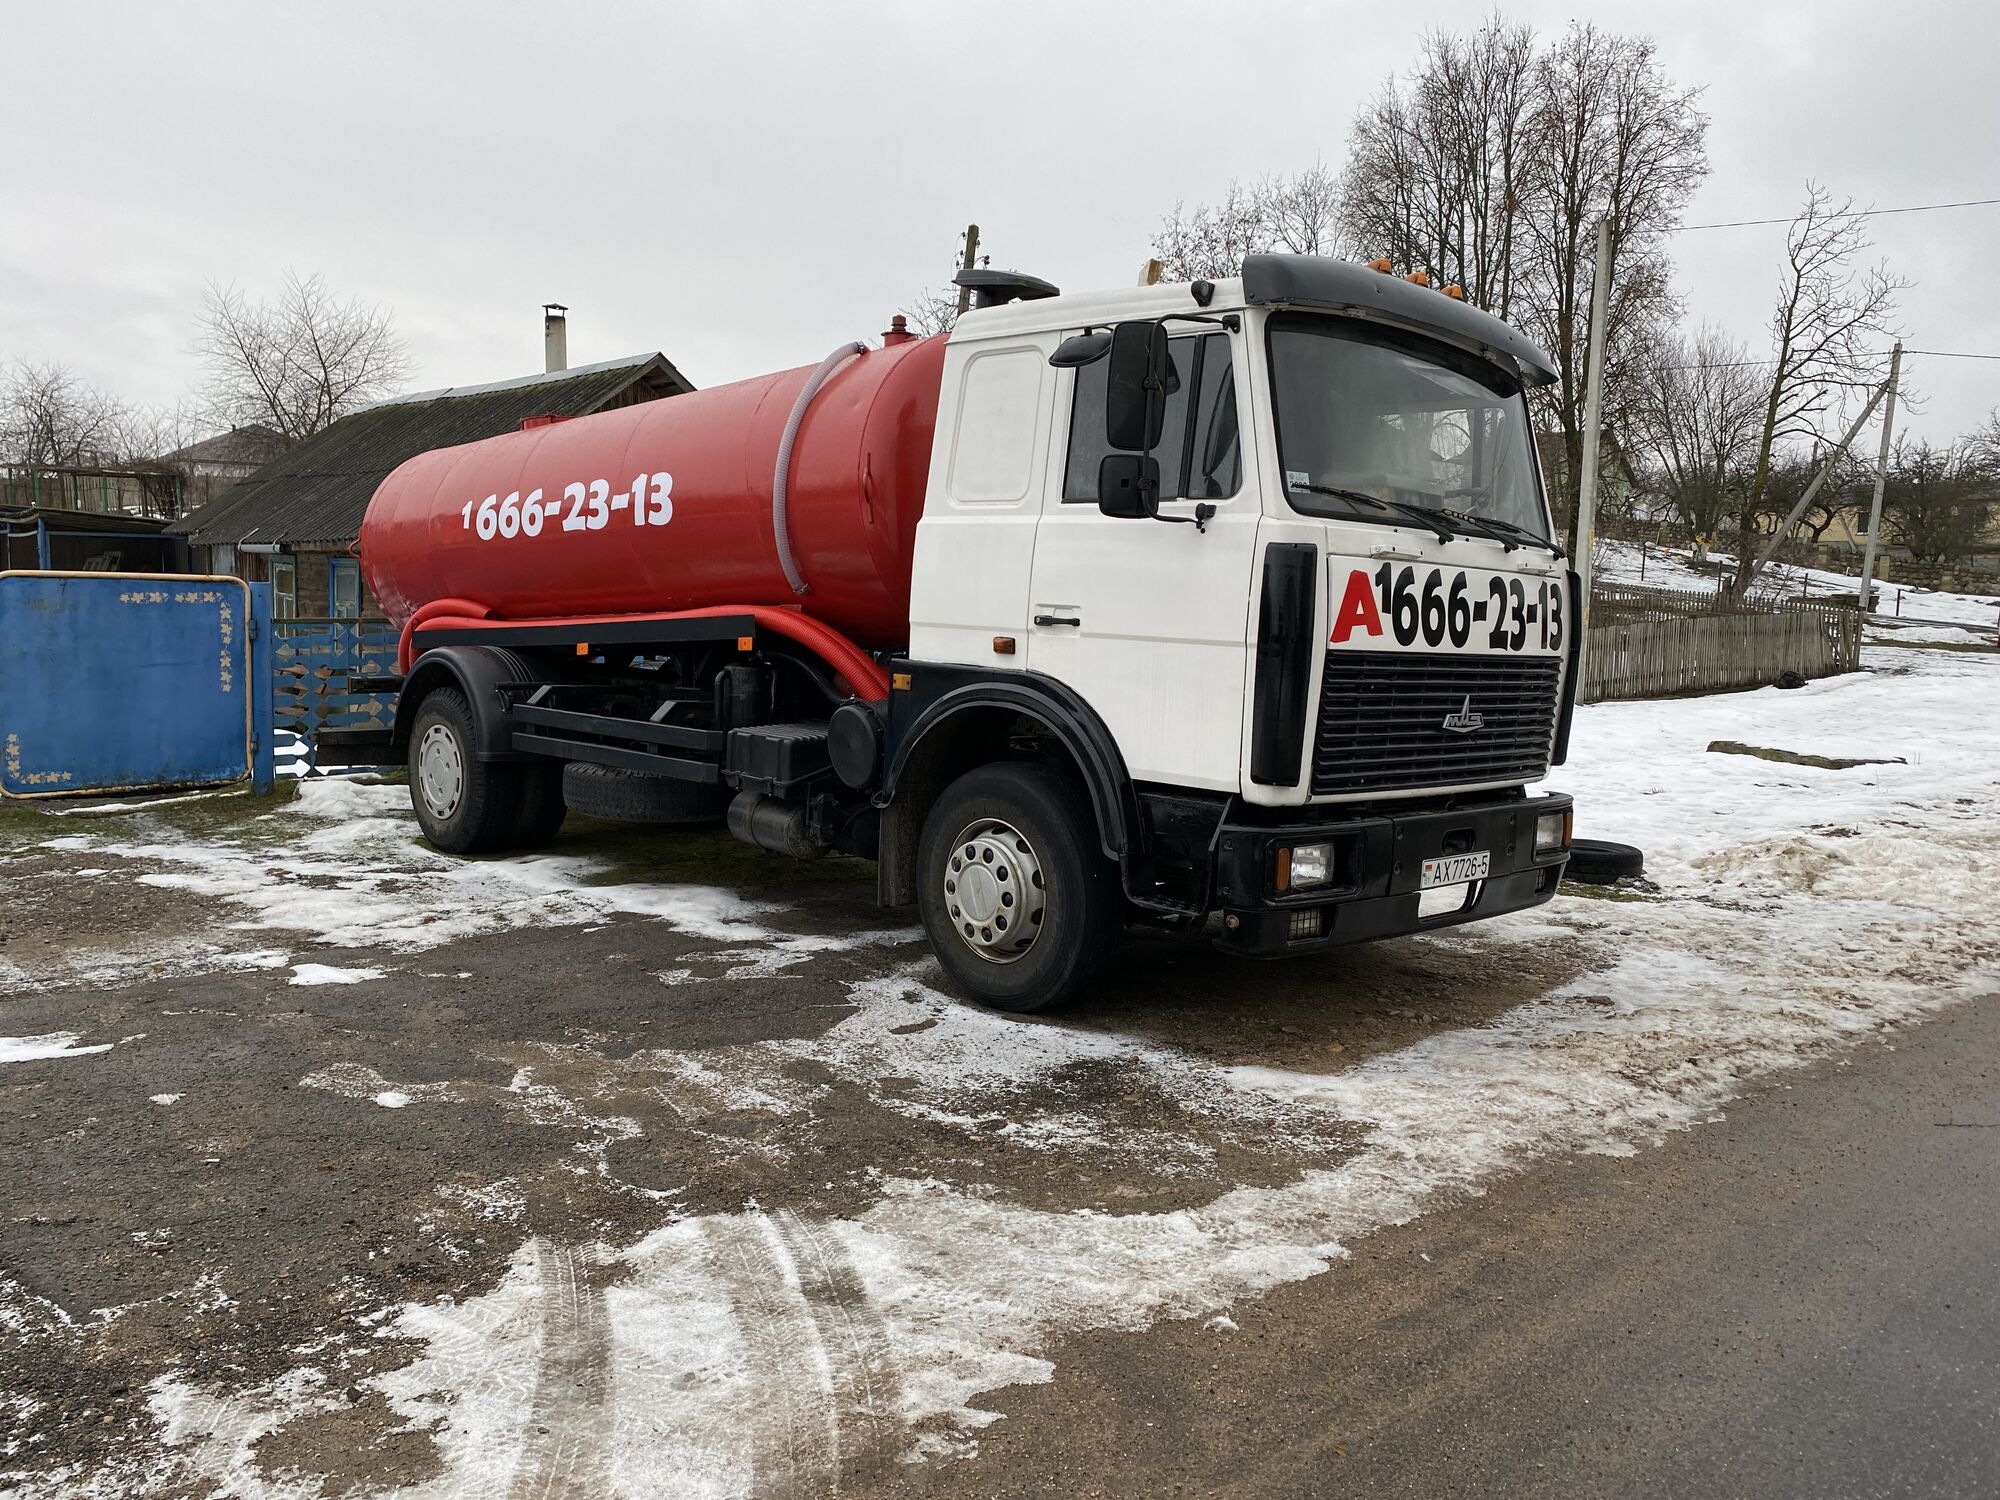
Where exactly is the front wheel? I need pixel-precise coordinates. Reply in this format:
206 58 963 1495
917 763 1120 1013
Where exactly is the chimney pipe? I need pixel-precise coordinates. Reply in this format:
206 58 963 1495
543 303 568 374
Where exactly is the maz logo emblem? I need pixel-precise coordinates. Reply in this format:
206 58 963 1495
1441 695 1484 734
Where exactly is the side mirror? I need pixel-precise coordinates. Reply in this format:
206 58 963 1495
1105 321 1171 452
1097 453 1160 519
1049 330 1111 368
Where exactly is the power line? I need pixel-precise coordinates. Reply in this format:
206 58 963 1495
1674 196 2000 232
1652 348 2000 372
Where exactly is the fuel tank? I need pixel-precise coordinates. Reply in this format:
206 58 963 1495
359 330 948 651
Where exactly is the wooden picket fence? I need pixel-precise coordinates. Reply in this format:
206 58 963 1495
1582 586 1863 703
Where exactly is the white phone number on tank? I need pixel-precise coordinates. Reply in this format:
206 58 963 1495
459 472 673 540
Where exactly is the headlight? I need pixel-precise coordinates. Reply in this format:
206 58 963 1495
1288 841 1334 889
1535 811 1571 854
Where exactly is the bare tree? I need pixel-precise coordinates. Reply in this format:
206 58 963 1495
1628 326 1762 547
1881 438 1993 566
1343 17 1539 316
198 271 412 441
1735 184 1905 579
900 286 964 338
1150 165 1351 282
0 362 132 466
1515 24 1708 546
1338 21 1706 544
118 401 211 464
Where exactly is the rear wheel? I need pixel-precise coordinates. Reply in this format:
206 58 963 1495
917 763 1120 1013
512 762 568 848
408 688 519 854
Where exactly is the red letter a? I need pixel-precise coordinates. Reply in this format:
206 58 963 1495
1329 570 1384 644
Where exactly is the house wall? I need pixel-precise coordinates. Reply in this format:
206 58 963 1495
189 542 386 619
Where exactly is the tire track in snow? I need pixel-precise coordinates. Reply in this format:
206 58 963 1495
772 1208 898 1479
702 1211 901 1498
505 1240 614 1500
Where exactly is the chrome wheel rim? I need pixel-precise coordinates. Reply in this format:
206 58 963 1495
943 817 1046 964
416 722 465 820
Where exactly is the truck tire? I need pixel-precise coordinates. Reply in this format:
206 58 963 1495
1564 837 1645 885
512 762 568 848
918 762 1120 1013
560 762 728 825
408 687 520 855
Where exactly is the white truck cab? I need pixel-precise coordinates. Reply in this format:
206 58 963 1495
887 256 1577 1000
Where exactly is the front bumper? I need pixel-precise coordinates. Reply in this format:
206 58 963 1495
1210 792 1572 956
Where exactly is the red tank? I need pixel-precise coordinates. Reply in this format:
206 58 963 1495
359 330 948 652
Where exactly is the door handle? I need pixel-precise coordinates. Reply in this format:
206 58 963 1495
1034 614 1081 628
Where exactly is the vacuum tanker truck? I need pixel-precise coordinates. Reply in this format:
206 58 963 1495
357 256 1579 1012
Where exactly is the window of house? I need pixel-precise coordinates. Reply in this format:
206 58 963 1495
329 557 361 618
271 558 297 619
1063 331 1241 503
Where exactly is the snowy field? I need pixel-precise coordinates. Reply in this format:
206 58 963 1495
1597 536 2000 636
3 639 1997 1498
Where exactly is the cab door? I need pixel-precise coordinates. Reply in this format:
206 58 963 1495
1027 328 1262 792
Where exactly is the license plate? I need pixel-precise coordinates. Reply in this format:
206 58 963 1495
1421 851 1490 888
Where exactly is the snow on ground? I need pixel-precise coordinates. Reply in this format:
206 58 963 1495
0 1033 114 1065
31 639 1985 1500
286 963 385 987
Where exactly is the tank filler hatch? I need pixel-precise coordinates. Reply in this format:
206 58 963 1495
951 267 1060 309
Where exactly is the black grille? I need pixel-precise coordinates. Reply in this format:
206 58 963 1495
1311 651 1561 796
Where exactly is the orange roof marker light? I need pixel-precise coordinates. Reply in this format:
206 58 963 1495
1441 283 1466 300
1367 257 1394 274
1404 270 1431 287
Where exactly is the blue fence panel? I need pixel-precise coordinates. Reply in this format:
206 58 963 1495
0 571 255 797
272 618 400 773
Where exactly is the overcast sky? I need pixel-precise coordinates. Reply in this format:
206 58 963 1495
5 0 1997 444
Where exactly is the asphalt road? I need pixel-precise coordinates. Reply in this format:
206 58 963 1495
893 992 2000 1500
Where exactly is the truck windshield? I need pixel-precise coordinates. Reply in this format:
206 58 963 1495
1267 312 1550 542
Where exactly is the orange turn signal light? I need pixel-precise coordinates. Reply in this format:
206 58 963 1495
1367 257 1393 274
1274 845 1293 894
992 636 1017 655
1404 270 1430 287
737 635 754 652
1441 283 1466 300
575 642 590 656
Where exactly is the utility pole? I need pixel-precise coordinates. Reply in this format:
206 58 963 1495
1741 354 1898 595
1573 214 1614 670
953 224 982 317
1857 341 1903 613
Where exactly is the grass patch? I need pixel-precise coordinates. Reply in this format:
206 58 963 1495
1707 739 1903 771
1559 880 1657 902
0 781 302 850
1864 637 1997 655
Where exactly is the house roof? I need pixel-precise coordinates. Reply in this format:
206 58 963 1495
168 353 693 547
156 424 288 470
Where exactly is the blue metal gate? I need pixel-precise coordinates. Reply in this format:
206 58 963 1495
0 571 273 797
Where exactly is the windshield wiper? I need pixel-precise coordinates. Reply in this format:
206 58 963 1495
1441 508 1565 557
1288 483 1455 545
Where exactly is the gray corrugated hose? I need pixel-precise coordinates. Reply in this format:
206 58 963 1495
773 340 867 596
